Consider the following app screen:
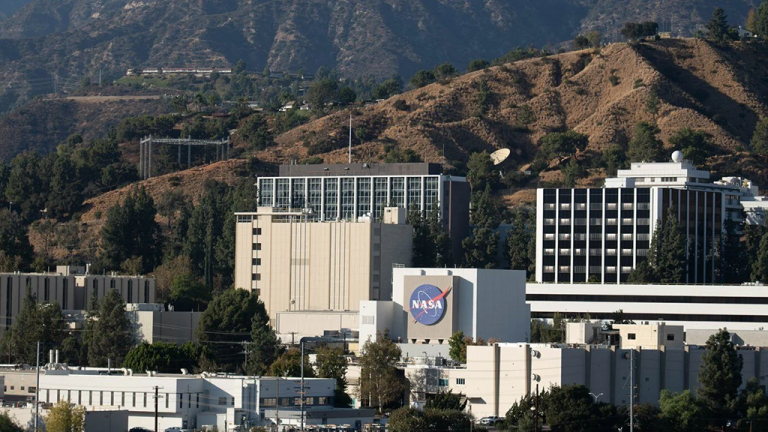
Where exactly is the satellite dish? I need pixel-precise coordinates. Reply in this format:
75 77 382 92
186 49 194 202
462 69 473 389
490 148 511 165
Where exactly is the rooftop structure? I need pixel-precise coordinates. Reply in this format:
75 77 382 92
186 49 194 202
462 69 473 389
536 153 748 284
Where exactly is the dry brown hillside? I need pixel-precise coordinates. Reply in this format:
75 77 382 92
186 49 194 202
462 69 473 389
262 40 768 170
82 39 768 218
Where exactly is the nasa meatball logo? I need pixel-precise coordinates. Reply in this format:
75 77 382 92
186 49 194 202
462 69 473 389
409 284 451 325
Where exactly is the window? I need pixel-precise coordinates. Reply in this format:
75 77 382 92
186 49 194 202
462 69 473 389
253 243 262 251
219 397 227 406
606 266 616 274
590 249 601 256
637 249 649 256
62 279 68 310
544 266 555 273
560 218 571 225
607 203 617 210
574 266 586 273
574 249 584 256
622 233 633 241
544 233 555 240
621 249 632 256
575 218 587 225
606 233 617 241
559 248 570 256
456 378 466 385
606 249 616 256
590 203 603 210
144 281 150 302
438 379 449 387
544 203 555 210
20 386 24 390
560 203 571 211
559 233 570 240
252 274 261 281
197 394 200 408
607 218 617 225
621 266 633 273
179 393 183 408
44 278 49 302
127 280 133 303
544 249 555 256
262 398 277 407
559 266 570 273
627 333 636 340
667 334 675 341
622 218 633 225
637 234 650 241
576 203 586 210
590 218 602 226
544 218 555 225
318 397 330 405
637 203 650 210
590 233 602 240
28 387 35 394
589 266 602 273
575 233 586 241
637 218 650 225
252 258 261 266
253 228 262 235
622 203 633 210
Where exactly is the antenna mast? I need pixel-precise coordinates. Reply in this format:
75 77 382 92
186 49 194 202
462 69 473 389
348 114 352 163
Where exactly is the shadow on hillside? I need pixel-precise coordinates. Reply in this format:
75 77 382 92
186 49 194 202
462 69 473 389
635 41 759 143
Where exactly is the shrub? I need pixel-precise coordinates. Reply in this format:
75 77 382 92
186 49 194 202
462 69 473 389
609 75 620 86
393 99 409 111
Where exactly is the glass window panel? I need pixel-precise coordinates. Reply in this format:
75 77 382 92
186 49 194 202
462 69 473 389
259 179 274 207
407 177 422 211
357 178 371 217
340 178 355 220
324 178 338 220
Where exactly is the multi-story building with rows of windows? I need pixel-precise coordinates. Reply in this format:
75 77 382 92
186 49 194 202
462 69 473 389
256 163 470 260
535 152 746 285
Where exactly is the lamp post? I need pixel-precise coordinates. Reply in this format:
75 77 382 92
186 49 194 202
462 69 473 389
589 392 604 403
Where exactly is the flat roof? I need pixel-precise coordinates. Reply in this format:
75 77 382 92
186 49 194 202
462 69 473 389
277 163 443 177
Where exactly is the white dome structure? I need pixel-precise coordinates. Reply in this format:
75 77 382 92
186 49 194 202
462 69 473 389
671 151 684 163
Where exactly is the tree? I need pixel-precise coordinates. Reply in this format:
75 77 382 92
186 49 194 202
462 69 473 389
574 35 590 50
739 377 768 429
462 226 498 268
197 289 272 372
747 8 759 33
45 400 85 432
752 118 768 155
698 329 743 423
647 207 686 284
246 302 280 376
238 114 274 150
409 70 436 89
466 151 498 192
561 158 585 187
506 207 535 278
448 331 468 363
706 8 732 43
316 345 352 407
359 332 405 411
621 22 658 40
669 128 714 166
47 155 82 218
659 390 705 432
539 130 588 162
3 285 67 364
306 78 339 112
99 186 161 273
123 342 207 373
426 390 466 411
586 30 602 48
337 86 357 105
372 77 403 99
628 122 663 162
0 411 23 432
167 274 211 311
603 144 627 176
0 209 34 271
752 231 768 282
756 2 768 38
627 260 657 283
269 347 314 377
541 384 618 432
389 407 471 431
88 288 132 366
467 59 490 72
409 204 452 268
434 63 458 80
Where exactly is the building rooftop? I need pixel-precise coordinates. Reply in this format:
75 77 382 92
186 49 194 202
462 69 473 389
277 162 445 177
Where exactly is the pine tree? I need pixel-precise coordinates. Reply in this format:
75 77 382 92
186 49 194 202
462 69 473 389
47 155 82 219
246 303 280 376
99 186 161 273
506 207 535 278
628 122 663 162
647 207 686 283
706 7 732 43
699 329 743 422
88 289 132 366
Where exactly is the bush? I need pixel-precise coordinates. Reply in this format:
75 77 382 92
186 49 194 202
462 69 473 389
393 99 409 111
609 75 620 86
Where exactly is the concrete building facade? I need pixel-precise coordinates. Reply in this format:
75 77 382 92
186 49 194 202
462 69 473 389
360 268 530 346
528 282 768 331
535 155 745 284
234 207 412 323
256 163 470 261
403 343 768 418
0 268 156 337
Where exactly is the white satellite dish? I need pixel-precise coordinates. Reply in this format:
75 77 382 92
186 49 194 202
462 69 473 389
490 148 511 165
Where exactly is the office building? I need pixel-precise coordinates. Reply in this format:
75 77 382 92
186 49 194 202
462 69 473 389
359 267 530 345
528 282 768 331
0 267 156 338
400 342 768 418
0 368 371 431
256 163 470 260
234 207 413 324
536 152 746 284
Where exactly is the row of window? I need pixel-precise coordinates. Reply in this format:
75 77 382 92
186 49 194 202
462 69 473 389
548 233 648 241
544 249 648 257
4 385 35 393
545 218 650 226
543 266 634 274
44 389 211 409
544 202 651 211
260 396 331 407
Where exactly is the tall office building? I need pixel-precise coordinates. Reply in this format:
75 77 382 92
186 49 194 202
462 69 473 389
255 163 470 261
535 153 744 284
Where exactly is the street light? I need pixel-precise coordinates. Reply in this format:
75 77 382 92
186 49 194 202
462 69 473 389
590 392 604 403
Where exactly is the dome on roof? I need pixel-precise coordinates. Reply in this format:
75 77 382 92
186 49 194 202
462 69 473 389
671 151 684 163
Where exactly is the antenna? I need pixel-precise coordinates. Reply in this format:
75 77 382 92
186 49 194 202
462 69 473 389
490 148 511 165
348 114 352 164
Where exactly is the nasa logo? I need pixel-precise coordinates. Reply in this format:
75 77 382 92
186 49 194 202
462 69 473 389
409 284 450 326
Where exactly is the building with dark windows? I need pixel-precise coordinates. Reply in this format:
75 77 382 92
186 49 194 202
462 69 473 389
535 152 743 284
256 163 470 261
0 266 156 337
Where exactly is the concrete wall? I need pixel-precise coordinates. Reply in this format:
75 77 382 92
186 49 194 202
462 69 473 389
275 311 358 341
686 329 768 346
614 324 684 349
129 310 202 344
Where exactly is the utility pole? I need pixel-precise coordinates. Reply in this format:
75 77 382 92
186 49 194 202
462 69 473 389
99 69 102 87
300 341 305 431
348 114 352 164
629 349 634 432
34 341 40 432
534 384 539 432
275 378 280 431
153 386 164 432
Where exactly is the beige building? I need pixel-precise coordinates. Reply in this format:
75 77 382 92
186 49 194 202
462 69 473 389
235 207 412 323
0 267 156 338
566 322 684 349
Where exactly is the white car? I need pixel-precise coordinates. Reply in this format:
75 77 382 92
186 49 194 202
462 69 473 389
479 416 502 426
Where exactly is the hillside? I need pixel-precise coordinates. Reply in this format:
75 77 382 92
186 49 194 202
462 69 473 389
0 0 32 19
0 97 173 160
0 0 755 113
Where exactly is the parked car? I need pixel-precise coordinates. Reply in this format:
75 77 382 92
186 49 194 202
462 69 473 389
479 416 502 426
129 428 152 432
